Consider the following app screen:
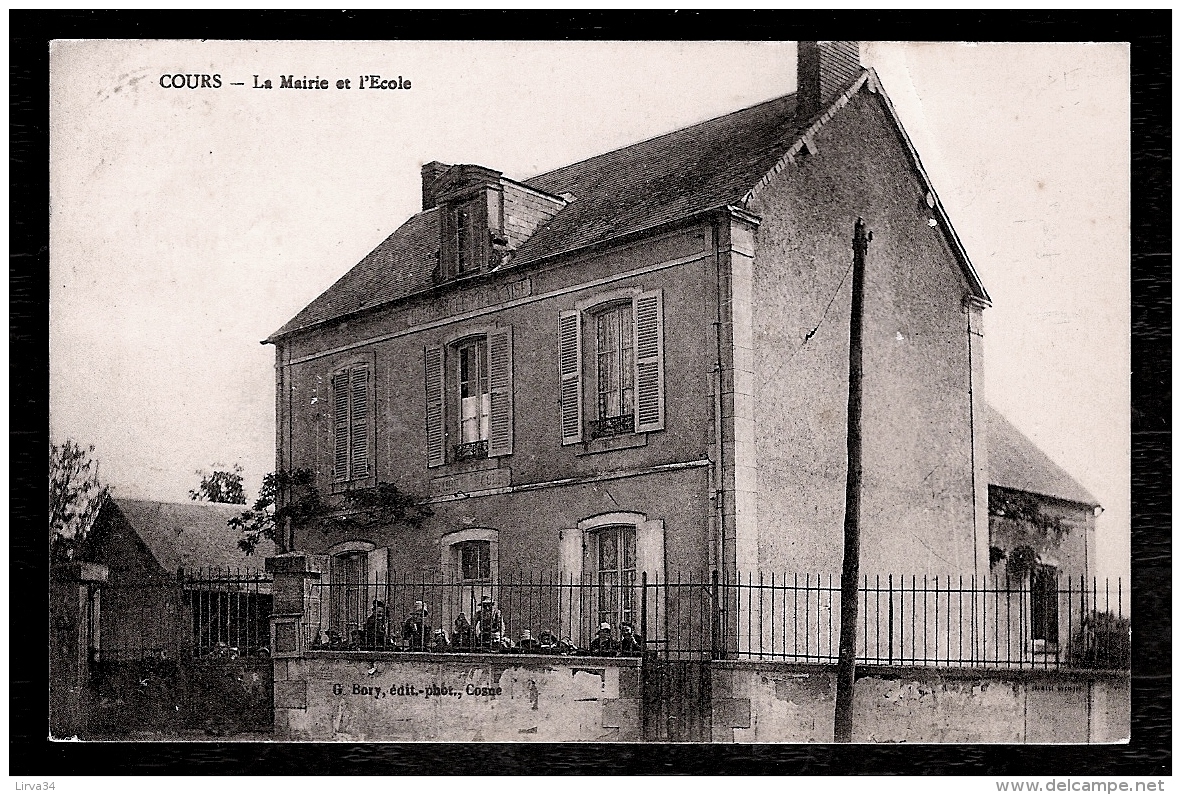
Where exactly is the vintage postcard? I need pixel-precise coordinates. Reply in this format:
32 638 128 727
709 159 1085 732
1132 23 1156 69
48 39 1130 745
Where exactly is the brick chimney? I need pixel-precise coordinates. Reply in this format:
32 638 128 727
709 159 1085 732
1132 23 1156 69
797 41 862 119
421 161 451 210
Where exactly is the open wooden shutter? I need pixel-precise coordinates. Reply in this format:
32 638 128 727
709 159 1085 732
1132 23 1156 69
633 290 665 433
487 327 514 457
424 345 446 467
349 365 370 478
369 548 390 616
558 528 585 640
558 310 583 445
636 520 666 646
332 370 349 481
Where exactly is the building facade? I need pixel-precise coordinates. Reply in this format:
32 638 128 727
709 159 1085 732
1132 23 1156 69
266 42 993 645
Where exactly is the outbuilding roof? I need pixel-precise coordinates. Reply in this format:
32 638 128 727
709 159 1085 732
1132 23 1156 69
94 498 275 574
986 405 1100 509
268 69 987 342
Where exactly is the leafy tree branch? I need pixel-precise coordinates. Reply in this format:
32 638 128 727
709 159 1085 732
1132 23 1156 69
229 469 430 555
50 440 111 564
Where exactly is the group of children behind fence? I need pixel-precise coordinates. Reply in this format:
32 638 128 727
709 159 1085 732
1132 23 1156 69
312 594 645 657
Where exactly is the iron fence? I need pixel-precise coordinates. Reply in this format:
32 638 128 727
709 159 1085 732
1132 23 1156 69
302 571 1129 670
97 567 272 661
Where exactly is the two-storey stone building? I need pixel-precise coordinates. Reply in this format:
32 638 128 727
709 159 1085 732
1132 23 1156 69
265 42 992 645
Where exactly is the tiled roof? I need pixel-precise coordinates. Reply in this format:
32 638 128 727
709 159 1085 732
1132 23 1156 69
986 405 1100 509
101 498 276 573
269 91 810 340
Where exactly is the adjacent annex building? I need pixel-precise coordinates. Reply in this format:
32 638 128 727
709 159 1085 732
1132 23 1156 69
265 41 994 641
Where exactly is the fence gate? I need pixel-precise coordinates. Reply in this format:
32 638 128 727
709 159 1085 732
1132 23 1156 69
641 658 712 742
90 568 274 737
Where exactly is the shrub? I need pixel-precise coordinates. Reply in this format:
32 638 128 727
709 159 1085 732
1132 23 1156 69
1070 610 1131 669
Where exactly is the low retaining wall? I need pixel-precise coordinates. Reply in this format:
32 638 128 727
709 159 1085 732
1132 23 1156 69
273 652 642 741
711 662 1130 744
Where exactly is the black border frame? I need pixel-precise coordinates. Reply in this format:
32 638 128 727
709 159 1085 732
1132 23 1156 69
12 10 1170 775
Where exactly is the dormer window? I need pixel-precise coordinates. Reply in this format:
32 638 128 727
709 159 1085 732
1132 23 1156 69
433 164 506 283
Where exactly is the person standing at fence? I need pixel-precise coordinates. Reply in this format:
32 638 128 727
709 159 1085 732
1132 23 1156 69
402 601 431 651
589 623 618 657
618 622 643 657
363 600 387 649
453 613 475 651
473 595 504 650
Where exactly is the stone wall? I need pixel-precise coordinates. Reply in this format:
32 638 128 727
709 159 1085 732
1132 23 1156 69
274 651 642 742
712 661 1129 744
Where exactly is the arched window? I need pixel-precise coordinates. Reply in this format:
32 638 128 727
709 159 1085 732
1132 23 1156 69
558 512 665 644
439 528 499 638
323 541 387 643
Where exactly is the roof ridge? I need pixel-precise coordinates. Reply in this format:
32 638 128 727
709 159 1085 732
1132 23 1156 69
523 90 797 186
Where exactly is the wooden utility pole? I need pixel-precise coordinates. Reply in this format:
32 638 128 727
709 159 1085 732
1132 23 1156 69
834 217 871 743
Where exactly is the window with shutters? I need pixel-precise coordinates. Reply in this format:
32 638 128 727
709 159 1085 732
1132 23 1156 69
456 338 490 460
559 289 665 446
424 327 513 467
331 362 372 483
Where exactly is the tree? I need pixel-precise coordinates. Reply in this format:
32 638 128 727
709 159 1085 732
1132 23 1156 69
229 469 430 555
49 440 111 564
190 464 247 504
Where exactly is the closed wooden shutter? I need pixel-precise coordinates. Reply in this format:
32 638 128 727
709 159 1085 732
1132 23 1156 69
558 310 583 445
439 203 457 279
487 327 514 457
633 290 665 433
424 345 446 467
332 370 349 482
349 365 370 478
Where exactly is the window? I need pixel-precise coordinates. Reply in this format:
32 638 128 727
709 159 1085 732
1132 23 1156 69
593 525 637 629
440 529 498 634
321 544 388 646
560 290 665 445
458 540 492 582
592 304 635 438
456 338 490 460
424 328 514 467
454 199 479 276
1031 564 1059 650
559 512 666 644
329 551 368 638
331 362 371 482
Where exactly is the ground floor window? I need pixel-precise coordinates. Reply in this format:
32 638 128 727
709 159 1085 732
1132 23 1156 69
593 525 637 630
330 551 368 639
1031 563 1059 649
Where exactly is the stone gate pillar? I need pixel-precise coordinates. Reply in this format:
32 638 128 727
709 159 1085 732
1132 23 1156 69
265 553 326 658
265 553 326 737
50 562 108 738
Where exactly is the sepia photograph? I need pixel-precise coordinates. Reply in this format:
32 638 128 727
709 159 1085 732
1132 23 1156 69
45 35 1134 750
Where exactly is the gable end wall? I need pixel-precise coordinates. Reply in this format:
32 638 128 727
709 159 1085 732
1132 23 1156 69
747 90 982 577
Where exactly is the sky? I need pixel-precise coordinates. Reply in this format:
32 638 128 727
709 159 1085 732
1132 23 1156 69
48 40 1130 581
